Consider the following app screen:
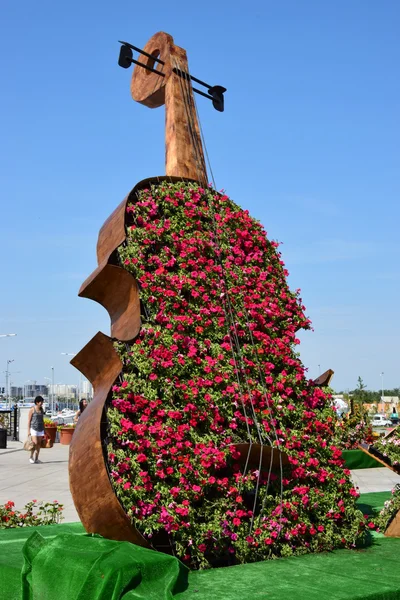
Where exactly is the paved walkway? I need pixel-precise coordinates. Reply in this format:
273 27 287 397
0 441 79 522
1 441 400 525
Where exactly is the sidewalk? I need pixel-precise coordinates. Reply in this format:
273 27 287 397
0 442 79 523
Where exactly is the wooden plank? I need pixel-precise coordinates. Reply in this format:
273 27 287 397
79 264 141 342
357 443 400 474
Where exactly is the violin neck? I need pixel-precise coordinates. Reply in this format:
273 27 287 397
165 47 208 186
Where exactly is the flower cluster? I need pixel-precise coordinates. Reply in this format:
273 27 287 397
107 181 367 569
335 414 375 449
372 430 400 467
375 485 400 532
0 500 64 528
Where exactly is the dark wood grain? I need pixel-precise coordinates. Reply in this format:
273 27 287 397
233 443 290 470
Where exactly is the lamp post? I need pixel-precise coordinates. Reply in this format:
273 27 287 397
5 360 14 408
61 353 76 408
51 367 55 414
380 372 384 410
44 377 51 413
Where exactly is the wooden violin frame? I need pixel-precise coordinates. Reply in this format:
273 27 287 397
69 32 336 545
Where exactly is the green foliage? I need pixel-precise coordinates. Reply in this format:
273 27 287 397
375 486 400 532
56 423 75 431
0 500 64 528
373 430 400 467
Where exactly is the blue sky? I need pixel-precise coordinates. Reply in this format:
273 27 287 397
1 0 399 393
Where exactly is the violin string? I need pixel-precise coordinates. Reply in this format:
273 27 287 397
187 110 282 529
192 90 216 190
172 56 203 184
174 56 207 185
173 59 257 478
192 76 283 525
174 56 280 532
179 58 207 183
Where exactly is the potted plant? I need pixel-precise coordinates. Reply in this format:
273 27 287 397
43 418 57 447
57 423 75 446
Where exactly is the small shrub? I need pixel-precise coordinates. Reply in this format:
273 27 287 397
0 500 64 528
375 485 400 532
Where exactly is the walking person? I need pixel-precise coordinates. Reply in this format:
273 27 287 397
27 396 45 464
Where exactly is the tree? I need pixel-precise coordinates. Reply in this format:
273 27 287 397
352 376 367 414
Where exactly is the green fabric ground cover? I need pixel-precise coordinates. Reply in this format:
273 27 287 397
342 450 382 470
356 492 392 517
0 522 84 600
178 537 400 600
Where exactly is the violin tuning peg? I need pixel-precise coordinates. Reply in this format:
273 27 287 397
208 85 226 112
118 44 133 69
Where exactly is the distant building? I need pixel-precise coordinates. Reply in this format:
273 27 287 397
80 380 93 400
24 383 48 398
48 384 77 400
10 386 23 399
381 396 399 406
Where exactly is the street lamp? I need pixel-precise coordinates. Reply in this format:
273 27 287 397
5 360 14 408
44 377 52 412
0 333 17 338
51 367 55 414
380 372 385 409
61 353 77 407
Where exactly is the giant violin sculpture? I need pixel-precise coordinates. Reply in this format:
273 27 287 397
70 32 361 569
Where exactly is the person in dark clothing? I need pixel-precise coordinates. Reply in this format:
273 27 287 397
27 396 45 464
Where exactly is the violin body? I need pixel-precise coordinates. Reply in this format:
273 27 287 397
69 177 365 569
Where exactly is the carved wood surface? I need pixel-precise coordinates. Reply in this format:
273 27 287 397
69 332 149 546
385 512 400 537
234 443 290 470
79 263 141 342
357 442 400 474
96 197 128 265
131 32 207 185
313 369 334 387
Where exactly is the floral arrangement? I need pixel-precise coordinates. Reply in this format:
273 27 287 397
371 429 400 467
375 485 400 532
44 418 57 427
0 500 63 528
0 413 9 429
106 181 368 569
335 414 375 450
57 423 75 431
